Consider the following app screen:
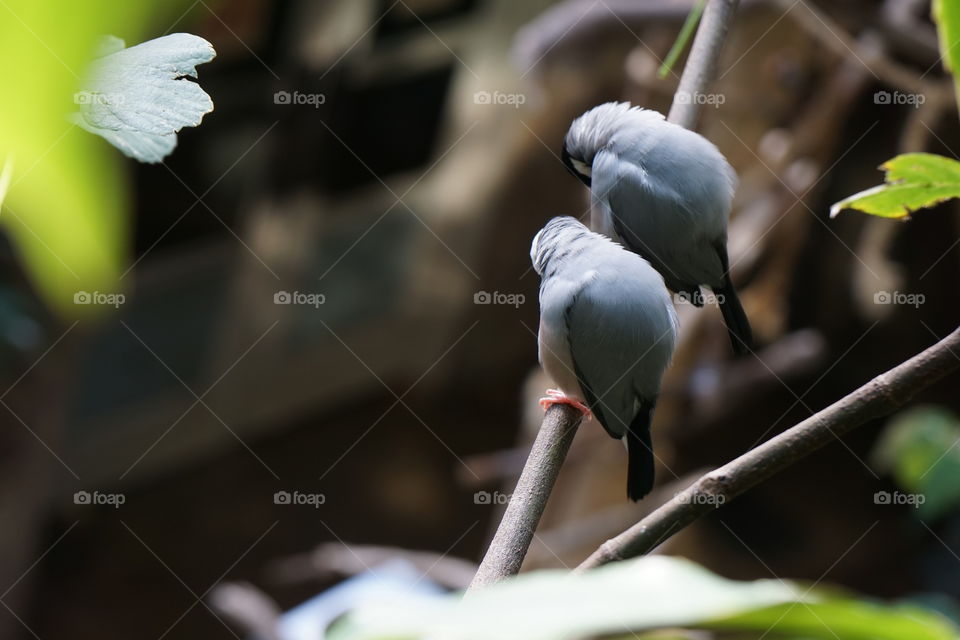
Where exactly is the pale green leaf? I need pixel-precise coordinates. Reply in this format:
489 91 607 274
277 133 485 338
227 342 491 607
71 33 216 163
329 556 805 640
328 557 960 640
933 0 960 108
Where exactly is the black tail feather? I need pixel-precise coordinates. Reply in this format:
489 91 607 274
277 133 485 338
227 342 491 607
715 280 752 356
626 405 655 501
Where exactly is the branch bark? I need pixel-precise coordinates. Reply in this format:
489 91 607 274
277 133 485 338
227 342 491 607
578 326 960 570
467 404 583 591
668 0 740 128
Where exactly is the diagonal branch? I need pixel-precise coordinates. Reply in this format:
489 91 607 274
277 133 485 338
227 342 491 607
578 325 960 570
467 405 584 591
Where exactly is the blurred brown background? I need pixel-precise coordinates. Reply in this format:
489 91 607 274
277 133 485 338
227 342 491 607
2 0 960 638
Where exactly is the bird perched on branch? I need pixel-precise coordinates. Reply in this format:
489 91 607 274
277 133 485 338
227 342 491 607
532 216 678 500
562 101 752 355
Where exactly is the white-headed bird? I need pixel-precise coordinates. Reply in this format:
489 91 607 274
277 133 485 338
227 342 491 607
532 216 678 500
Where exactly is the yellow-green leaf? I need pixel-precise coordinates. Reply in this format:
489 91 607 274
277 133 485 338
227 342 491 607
0 1 201 317
0 1 152 316
713 600 959 640
933 0 960 108
829 153 960 219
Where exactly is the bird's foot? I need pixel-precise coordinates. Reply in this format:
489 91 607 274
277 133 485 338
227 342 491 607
539 389 592 420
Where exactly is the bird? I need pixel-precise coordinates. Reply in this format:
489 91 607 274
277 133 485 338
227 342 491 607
561 101 752 355
532 216 678 500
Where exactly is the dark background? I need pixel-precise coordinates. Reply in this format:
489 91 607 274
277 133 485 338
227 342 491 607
2 0 959 638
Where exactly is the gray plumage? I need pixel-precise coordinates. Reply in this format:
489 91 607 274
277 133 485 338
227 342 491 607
562 101 752 354
532 216 678 500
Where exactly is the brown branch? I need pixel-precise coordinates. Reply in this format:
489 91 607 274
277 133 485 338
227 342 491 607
668 0 741 129
467 404 583 591
578 326 960 570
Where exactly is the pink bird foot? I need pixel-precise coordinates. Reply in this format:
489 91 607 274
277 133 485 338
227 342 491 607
539 389 592 420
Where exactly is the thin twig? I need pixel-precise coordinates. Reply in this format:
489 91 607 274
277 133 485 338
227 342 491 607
668 0 741 128
467 404 583 591
578 326 960 570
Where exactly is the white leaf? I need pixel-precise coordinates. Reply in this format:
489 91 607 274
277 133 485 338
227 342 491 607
72 33 216 163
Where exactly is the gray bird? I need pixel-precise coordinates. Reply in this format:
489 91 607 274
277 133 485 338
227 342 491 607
562 101 752 355
532 216 678 500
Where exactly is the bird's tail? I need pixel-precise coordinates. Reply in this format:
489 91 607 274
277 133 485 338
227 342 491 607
626 406 655 501
715 280 752 356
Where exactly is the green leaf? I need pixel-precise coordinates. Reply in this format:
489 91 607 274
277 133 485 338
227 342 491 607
70 33 216 163
872 405 960 520
658 0 705 79
714 600 959 640
933 0 960 109
830 153 960 219
332 555 958 640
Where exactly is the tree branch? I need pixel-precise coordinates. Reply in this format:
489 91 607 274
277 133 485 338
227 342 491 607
668 0 741 129
467 404 583 591
578 326 960 570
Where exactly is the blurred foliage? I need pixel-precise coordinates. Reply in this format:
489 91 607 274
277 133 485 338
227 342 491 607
934 0 960 107
714 600 958 640
0 155 11 211
658 0 705 79
830 154 960 219
0 1 197 317
872 405 960 520
328 556 959 640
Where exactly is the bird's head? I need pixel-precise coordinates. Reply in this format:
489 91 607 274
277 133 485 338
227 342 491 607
531 216 590 276
562 102 665 188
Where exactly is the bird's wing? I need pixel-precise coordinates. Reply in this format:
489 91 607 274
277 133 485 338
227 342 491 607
592 147 724 291
537 271 591 404
565 267 676 439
